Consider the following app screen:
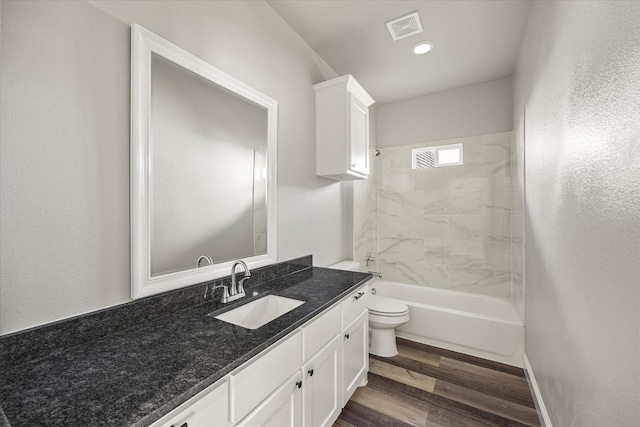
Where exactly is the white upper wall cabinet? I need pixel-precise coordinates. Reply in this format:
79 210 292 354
314 75 375 180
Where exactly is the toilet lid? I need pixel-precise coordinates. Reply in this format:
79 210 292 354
369 295 409 315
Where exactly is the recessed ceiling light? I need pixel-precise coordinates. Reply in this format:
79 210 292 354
413 41 433 55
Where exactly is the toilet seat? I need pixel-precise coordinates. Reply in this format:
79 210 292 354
368 295 409 317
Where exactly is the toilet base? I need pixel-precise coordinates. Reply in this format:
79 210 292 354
369 327 399 357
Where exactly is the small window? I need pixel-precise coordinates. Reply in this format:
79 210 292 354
412 143 463 169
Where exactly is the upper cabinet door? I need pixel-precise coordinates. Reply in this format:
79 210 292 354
349 93 369 176
314 75 374 181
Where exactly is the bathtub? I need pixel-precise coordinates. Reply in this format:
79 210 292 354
369 279 524 367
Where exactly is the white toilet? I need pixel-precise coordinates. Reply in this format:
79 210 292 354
327 260 410 358
367 294 410 357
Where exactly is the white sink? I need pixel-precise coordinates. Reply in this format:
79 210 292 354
214 295 305 330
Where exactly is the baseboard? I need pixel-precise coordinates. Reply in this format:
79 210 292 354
522 353 553 427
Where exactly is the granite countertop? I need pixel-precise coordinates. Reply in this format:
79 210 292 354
0 263 371 427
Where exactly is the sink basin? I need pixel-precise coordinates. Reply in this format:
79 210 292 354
213 295 305 330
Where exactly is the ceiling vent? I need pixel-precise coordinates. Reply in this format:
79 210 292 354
386 11 423 41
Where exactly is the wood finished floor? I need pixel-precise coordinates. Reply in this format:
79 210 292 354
335 338 540 427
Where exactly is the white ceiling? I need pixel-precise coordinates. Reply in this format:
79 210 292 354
267 0 533 105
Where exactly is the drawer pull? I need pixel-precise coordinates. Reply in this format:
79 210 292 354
296 380 302 389
353 292 365 300
308 368 314 376
171 423 187 427
345 333 350 340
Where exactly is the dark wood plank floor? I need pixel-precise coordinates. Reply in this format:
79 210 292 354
335 338 540 427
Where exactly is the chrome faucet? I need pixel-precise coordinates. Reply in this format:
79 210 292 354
196 255 213 267
230 260 251 297
201 260 251 304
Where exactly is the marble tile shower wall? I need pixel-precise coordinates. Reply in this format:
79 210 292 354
356 132 515 298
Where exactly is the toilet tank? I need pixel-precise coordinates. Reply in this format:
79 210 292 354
327 260 361 272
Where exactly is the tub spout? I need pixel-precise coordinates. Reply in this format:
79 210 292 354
368 271 382 278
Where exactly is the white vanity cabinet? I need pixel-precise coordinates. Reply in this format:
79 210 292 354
149 378 230 427
150 282 369 427
314 75 375 181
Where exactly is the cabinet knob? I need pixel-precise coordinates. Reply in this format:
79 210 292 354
296 380 302 389
353 292 365 300
345 333 350 340
308 368 314 376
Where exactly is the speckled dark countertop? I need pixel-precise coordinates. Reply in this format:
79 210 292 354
0 257 371 426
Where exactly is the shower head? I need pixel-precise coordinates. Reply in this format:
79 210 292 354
370 145 381 157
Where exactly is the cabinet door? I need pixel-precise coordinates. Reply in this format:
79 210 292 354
236 371 303 427
349 93 369 176
342 310 368 407
302 334 342 427
151 378 229 427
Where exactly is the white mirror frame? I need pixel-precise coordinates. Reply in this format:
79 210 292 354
131 24 278 299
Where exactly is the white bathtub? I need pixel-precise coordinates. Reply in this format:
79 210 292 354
369 279 524 367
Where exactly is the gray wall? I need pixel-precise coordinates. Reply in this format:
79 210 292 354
514 1 640 425
0 0 346 334
376 77 513 148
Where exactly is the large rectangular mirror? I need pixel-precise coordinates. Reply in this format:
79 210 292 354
131 24 277 298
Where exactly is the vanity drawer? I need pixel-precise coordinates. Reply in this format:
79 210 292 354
150 378 229 427
231 331 302 422
302 304 341 360
341 284 368 328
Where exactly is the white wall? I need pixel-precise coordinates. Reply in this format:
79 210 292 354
0 0 346 335
514 1 640 425
376 77 513 148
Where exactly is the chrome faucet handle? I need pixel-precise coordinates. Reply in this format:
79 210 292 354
237 276 250 295
365 253 376 266
209 282 231 303
219 286 230 303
